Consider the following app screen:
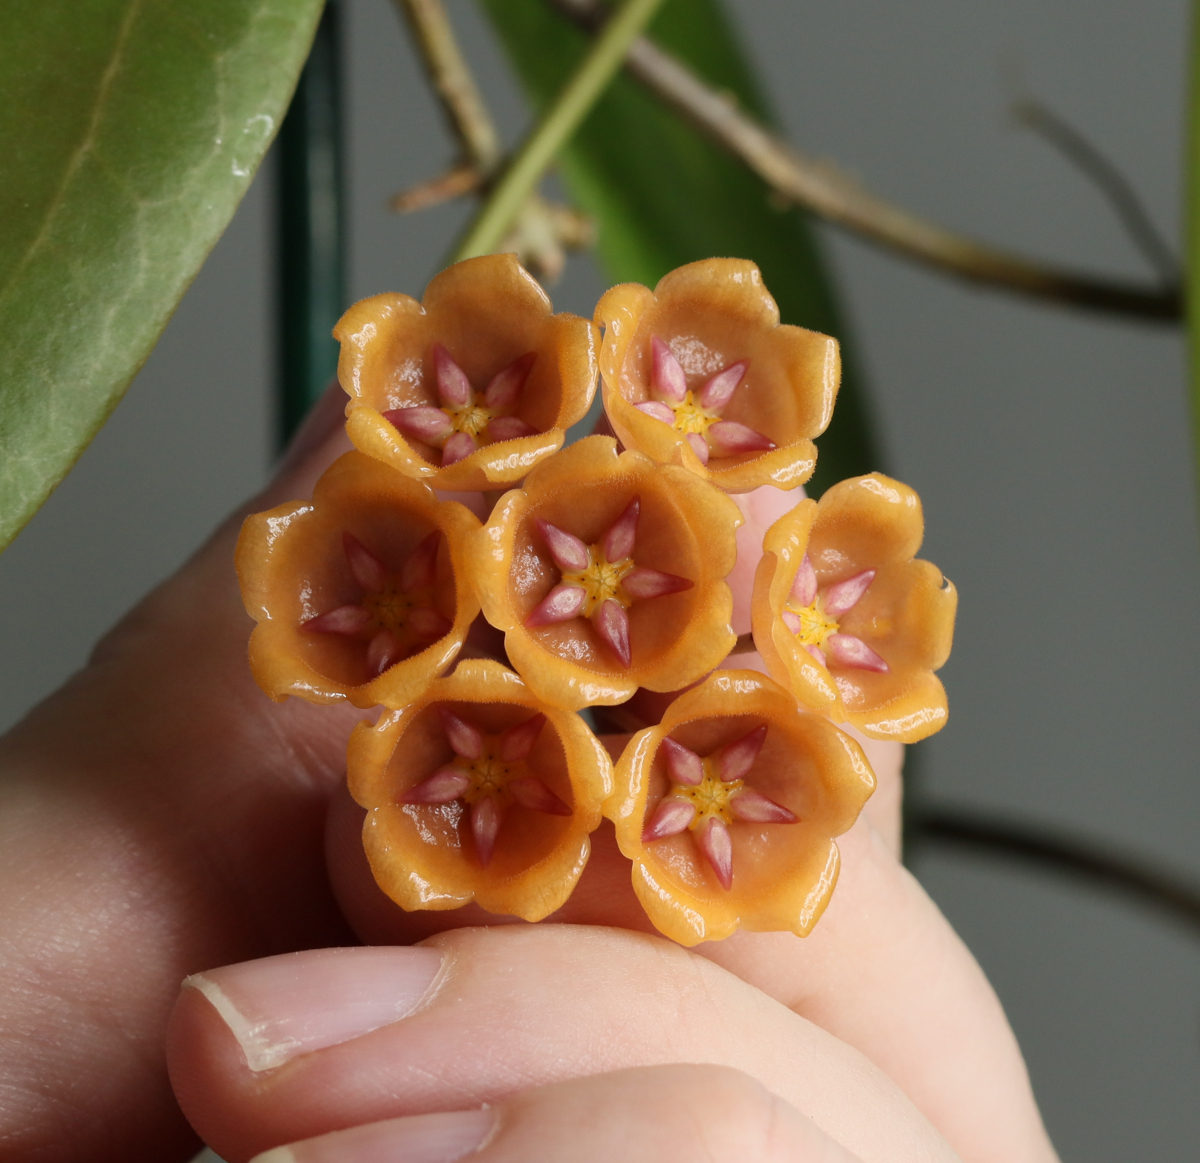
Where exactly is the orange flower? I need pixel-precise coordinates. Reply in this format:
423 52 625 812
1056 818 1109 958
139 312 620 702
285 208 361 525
608 670 875 946
236 451 480 710
751 473 957 742
471 436 742 710
594 258 839 493
346 660 612 920
336 254 598 491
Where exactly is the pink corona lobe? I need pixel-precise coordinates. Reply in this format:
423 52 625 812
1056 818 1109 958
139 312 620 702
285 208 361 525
642 797 696 841
305 531 451 678
826 633 889 672
526 583 587 627
715 724 767 782
440 708 484 759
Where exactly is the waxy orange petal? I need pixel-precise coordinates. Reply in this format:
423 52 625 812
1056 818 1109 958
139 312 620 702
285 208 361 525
595 259 839 493
336 254 598 491
751 473 957 742
470 437 741 711
346 660 613 921
236 451 481 710
608 670 876 946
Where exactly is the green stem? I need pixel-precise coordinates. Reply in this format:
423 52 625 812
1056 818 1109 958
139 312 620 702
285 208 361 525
1189 0 1200 496
451 0 667 262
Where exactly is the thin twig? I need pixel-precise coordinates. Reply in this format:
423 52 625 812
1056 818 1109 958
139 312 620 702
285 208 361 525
452 0 669 262
911 809 1200 935
391 163 483 212
394 0 502 169
393 0 595 279
1012 97 1181 285
552 0 1181 322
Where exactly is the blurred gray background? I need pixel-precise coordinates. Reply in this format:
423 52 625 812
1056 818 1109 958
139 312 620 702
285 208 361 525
2 1 1196 1158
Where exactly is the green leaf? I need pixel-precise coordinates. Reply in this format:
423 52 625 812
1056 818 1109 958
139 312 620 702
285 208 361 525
479 0 880 494
0 0 325 551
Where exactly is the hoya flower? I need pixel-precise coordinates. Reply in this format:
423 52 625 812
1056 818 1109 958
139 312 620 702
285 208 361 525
594 258 839 493
335 254 598 491
608 670 876 946
471 436 742 711
346 660 612 921
751 473 957 742
236 451 480 710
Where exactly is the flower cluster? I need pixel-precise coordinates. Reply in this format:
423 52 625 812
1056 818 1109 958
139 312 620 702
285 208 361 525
237 254 957 944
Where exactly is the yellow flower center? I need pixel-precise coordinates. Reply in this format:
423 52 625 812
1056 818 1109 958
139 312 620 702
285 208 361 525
784 597 840 648
446 403 494 437
672 761 743 828
362 584 418 633
456 748 524 805
669 390 719 436
562 547 636 617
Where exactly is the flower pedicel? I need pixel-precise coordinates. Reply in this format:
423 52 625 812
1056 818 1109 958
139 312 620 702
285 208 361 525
237 255 957 945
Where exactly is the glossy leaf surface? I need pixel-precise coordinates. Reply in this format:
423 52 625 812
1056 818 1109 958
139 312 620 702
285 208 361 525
479 0 880 494
0 0 324 550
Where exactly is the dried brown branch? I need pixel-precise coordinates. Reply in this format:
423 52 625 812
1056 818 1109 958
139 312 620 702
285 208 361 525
395 0 502 169
390 162 484 213
392 0 594 279
552 0 1181 322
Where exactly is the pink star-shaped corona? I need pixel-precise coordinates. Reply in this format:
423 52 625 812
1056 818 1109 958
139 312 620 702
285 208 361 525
782 554 888 672
633 337 776 465
640 726 797 889
383 343 538 467
400 708 571 866
523 496 694 668
304 531 452 676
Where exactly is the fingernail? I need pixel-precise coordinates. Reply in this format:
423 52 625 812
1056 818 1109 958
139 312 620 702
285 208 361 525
185 946 444 1072
250 1108 496 1163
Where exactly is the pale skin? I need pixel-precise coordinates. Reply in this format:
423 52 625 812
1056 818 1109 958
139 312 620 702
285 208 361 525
0 386 1059 1163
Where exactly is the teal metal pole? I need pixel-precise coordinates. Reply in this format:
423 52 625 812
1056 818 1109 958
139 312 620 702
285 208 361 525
277 0 345 445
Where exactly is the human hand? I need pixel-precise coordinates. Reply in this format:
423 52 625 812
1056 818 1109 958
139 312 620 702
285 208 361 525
0 385 1055 1162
